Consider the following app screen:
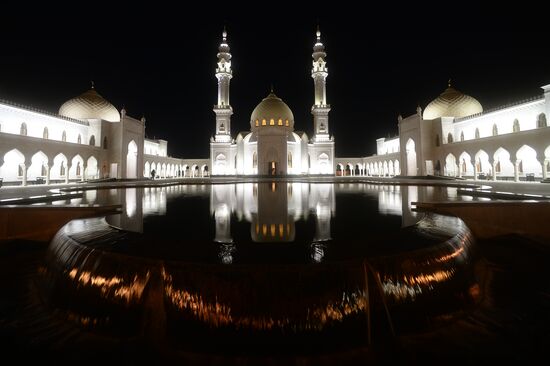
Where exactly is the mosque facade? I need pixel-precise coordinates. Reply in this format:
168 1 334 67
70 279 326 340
0 28 549 185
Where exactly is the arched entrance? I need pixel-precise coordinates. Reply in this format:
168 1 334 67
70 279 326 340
405 138 417 176
445 153 457 177
126 140 138 179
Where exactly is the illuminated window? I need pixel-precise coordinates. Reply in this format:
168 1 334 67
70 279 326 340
262 119 266 126
255 119 259 127
475 128 480 139
20 123 27 136
62 130 67 142
270 118 275 126
513 119 520 132
279 224 284 237
43 127 48 139
262 224 267 236
537 113 547 128
492 124 498 136
270 224 276 237
285 119 289 126
278 118 283 126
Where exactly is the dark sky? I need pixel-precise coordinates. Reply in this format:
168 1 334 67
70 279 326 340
0 7 548 158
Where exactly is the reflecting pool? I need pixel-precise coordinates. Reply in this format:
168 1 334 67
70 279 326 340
4 183 492 362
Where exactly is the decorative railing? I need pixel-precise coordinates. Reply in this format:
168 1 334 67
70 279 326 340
0 98 89 126
455 94 544 122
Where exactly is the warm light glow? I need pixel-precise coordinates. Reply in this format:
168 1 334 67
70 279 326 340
262 119 266 126
270 118 275 126
278 118 283 126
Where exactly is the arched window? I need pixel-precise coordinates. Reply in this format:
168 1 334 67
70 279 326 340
219 123 225 132
537 113 547 128
262 119 266 126
492 124 498 136
513 119 520 132
319 123 326 132
460 131 464 141
475 128 480 139
20 122 27 136
77 134 82 144
103 136 108 149
447 132 454 143
278 118 283 126
252 152 257 168
43 127 49 139
435 134 440 147
89 135 95 146
62 130 67 142
285 119 289 126
288 152 293 168
255 119 259 127
269 118 275 126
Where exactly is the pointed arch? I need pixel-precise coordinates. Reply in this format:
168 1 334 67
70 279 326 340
86 156 98 180
516 144 541 178
405 138 417 176
77 134 82 144
447 132 454 143
126 140 138 178
445 153 458 177
89 135 95 146
1 149 25 182
20 122 27 136
28 151 49 181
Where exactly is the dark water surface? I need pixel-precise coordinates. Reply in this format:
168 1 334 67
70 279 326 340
1 182 549 364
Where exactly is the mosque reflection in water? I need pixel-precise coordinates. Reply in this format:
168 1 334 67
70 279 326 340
41 182 476 355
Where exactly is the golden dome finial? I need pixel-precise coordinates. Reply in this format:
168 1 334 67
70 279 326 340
91 80 95 89
222 25 227 41
270 83 274 93
448 78 452 88
316 24 321 41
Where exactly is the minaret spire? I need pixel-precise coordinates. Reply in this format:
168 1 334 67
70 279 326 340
213 25 233 142
309 25 334 175
311 25 330 137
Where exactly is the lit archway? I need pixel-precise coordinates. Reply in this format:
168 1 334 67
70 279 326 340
493 147 514 180
201 164 208 177
516 145 542 179
28 151 49 182
1 149 25 183
318 153 330 174
51 153 68 182
70 154 84 180
126 140 138 178
86 156 98 180
405 138 417 176
445 153 457 177
475 150 491 179
458 152 474 178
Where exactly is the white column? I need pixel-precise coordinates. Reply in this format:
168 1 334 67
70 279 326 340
46 163 52 185
513 160 520 182
81 163 87 182
65 164 71 184
21 163 29 187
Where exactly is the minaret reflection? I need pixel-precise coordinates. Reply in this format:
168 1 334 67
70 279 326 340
209 182 336 263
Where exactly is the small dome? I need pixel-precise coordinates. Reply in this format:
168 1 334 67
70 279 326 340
423 83 482 120
250 92 294 129
59 87 120 122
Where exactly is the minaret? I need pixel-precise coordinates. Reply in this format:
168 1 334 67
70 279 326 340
214 27 233 143
311 25 330 141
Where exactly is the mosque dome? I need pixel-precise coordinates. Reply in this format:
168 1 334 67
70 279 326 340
59 86 120 122
250 92 294 129
423 82 483 120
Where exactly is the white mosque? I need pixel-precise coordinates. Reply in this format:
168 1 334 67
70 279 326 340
210 27 334 176
0 27 549 186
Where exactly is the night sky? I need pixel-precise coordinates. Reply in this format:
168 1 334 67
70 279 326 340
0 8 547 158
